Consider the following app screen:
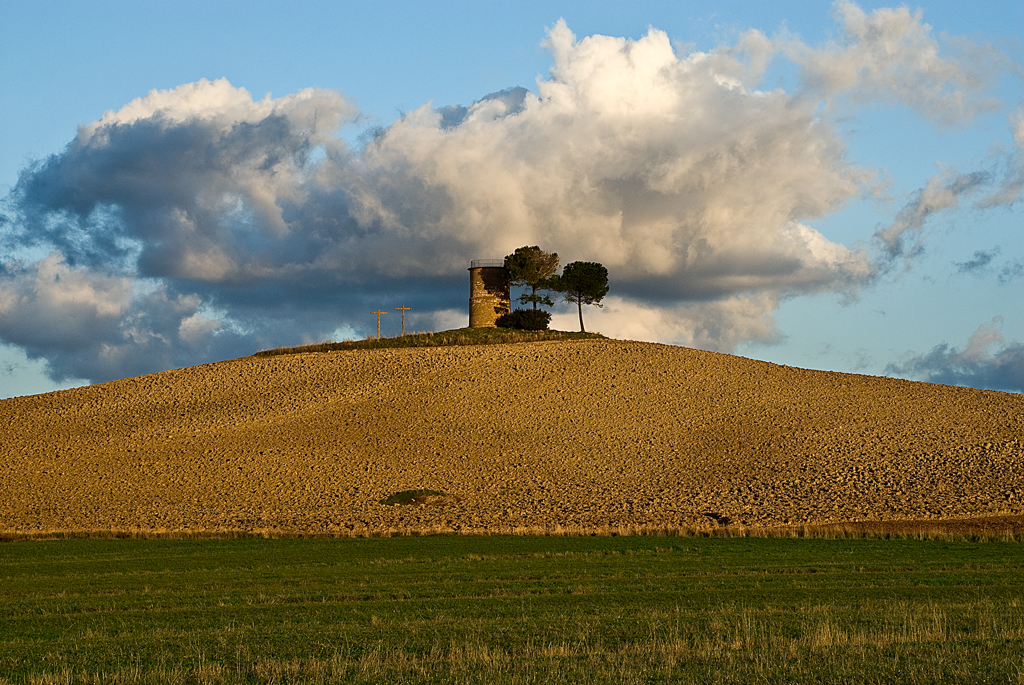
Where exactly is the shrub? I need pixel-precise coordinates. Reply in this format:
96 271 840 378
496 309 551 331
380 489 455 506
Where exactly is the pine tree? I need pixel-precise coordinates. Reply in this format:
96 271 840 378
551 261 609 333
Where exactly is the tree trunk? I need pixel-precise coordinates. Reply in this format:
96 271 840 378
577 297 585 333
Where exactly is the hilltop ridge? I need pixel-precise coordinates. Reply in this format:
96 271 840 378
2 338 1022 535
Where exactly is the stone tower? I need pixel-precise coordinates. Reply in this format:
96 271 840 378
468 259 510 327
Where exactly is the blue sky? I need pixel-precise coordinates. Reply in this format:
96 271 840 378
1 0 1022 398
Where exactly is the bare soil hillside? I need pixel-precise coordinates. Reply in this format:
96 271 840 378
2 340 1022 535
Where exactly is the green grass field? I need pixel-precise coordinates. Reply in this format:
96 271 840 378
2 535 1023 683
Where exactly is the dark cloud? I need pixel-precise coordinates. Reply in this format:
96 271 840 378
870 106 1022 269
951 248 1024 286
999 259 1024 284
886 319 1024 393
953 248 999 274
874 170 990 261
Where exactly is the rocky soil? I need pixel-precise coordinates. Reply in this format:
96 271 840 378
2 340 1022 535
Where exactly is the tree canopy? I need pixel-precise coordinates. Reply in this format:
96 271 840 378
553 261 609 333
504 246 560 310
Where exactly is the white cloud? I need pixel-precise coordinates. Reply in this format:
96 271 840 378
178 311 222 347
790 1 1003 125
550 293 782 352
79 77 356 147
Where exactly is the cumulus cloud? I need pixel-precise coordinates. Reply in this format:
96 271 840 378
0 252 243 382
13 78 359 276
550 294 783 352
354 20 873 297
0 4 1016 385
887 318 1024 393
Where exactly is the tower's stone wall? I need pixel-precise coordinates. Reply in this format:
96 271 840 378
468 264 510 327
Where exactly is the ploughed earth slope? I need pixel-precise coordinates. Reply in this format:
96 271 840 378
2 339 1023 534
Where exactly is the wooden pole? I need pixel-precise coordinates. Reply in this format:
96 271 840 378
371 310 387 338
394 305 411 337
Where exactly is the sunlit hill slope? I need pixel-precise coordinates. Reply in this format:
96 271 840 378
2 339 1022 535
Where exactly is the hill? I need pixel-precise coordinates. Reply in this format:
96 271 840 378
2 339 1022 536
